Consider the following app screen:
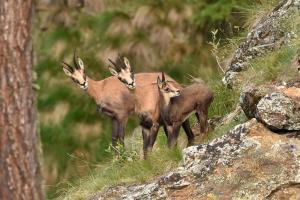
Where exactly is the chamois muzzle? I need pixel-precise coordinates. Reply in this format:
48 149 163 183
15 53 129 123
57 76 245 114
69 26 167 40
127 79 136 89
173 90 181 97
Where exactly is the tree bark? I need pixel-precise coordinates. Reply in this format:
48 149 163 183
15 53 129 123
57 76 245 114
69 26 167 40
0 1 44 199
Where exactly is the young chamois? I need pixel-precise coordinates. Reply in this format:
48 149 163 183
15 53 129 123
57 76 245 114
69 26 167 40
61 52 189 157
108 56 195 152
157 73 214 147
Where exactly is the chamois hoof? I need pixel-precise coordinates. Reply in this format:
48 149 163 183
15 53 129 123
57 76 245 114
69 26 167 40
187 139 195 147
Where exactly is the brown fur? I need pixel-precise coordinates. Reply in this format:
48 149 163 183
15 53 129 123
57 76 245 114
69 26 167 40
85 73 177 151
158 80 214 147
108 57 195 156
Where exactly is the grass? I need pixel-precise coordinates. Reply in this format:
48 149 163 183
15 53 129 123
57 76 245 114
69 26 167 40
54 132 182 200
239 11 300 86
205 112 247 143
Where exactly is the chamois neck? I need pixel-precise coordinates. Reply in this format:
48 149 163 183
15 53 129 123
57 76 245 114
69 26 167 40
85 76 98 101
159 92 171 108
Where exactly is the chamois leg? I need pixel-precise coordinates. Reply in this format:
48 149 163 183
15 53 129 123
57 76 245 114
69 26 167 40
167 123 181 148
182 119 195 146
148 123 160 151
201 107 209 135
117 119 127 147
142 128 151 159
197 107 209 139
163 125 169 138
195 112 201 136
111 118 119 153
195 113 200 122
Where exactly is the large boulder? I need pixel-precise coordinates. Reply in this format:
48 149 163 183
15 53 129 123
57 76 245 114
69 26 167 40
240 81 300 131
90 119 300 199
257 91 300 130
223 0 300 87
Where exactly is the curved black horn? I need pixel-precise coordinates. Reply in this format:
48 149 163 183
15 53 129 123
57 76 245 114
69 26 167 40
61 61 74 73
73 49 80 69
117 53 127 69
108 58 117 67
108 58 121 71
161 72 165 82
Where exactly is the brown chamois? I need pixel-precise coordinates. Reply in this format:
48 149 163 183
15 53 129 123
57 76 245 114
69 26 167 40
108 56 195 153
61 52 189 157
157 73 214 146
62 52 134 150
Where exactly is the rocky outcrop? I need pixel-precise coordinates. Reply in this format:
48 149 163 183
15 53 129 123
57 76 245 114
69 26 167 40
223 0 300 87
90 119 300 199
240 81 300 131
257 91 300 130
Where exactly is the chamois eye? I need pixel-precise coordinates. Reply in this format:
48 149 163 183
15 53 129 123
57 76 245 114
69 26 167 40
165 88 171 92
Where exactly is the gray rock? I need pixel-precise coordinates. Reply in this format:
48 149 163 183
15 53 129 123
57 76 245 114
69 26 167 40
240 84 275 118
240 82 300 131
256 92 300 130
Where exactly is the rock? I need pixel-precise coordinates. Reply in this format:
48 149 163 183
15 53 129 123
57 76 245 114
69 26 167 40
240 81 300 131
240 84 276 118
223 0 300 87
91 119 300 199
256 92 300 130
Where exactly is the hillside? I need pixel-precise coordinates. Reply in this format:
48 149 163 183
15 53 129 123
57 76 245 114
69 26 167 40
61 0 300 199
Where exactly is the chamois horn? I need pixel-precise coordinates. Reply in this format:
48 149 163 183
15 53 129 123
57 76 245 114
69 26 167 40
161 72 165 82
61 61 74 73
73 49 80 70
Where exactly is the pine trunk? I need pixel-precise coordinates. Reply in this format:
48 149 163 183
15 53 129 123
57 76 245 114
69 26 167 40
0 0 44 199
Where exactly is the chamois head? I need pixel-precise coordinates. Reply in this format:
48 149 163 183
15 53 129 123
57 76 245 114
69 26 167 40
108 55 136 89
61 51 88 90
157 73 180 100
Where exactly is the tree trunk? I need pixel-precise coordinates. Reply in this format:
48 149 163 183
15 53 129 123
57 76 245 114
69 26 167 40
0 1 44 199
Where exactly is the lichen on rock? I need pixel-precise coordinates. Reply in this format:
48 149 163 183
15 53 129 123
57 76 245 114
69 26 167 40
256 92 300 130
240 81 300 131
91 118 300 199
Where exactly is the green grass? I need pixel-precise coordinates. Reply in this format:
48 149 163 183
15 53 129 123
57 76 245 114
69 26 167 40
239 12 300 85
55 132 182 200
205 112 247 143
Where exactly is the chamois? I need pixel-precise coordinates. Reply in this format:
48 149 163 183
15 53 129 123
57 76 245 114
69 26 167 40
108 56 195 152
157 73 214 147
61 52 188 157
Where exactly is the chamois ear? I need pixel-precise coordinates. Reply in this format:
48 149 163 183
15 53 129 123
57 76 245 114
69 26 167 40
62 66 73 77
108 66 118 76
123 57 131 71
77 57 85 70
157 76 163 89
61 62 73 77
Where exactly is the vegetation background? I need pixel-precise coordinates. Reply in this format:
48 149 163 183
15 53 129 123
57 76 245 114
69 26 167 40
34 0 278 199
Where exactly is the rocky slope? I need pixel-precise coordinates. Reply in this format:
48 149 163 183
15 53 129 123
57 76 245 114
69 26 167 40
90 119 300 200
223 0 300 87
